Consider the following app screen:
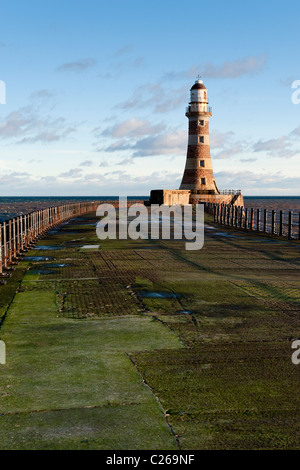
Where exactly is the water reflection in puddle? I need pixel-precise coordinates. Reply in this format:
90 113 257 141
35 245 63 250
139 291 179 299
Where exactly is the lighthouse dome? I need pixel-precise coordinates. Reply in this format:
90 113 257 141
191 80 206 90
190 79 208 104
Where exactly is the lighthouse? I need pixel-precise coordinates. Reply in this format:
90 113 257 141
179 79 219 200
148 79 243 207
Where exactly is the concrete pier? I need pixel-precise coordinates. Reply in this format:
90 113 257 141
0 208 299 449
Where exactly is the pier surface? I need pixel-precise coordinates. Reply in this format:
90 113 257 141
0 211 299 449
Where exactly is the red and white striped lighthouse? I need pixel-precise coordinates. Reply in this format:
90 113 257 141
180 79 219 199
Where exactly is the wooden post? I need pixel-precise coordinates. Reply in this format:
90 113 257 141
24 214 28 248
16 217 20 256
12 218 16 258
8 219 12 263
288 211 292 239
250 208 254 231
3 222 7 268
279 210 283 237
263 209 267 233
0 224 2 274
236 207 239 228
271 210 275 235
256 209 260 232
244 208 248 230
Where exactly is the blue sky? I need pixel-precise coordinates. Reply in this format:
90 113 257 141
0 0 299 196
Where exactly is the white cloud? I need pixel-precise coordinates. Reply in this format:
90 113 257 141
192 55 267 79
59 168 83 178
210 130 234 149
56 58 97 73
253 127 300 158
240 158 257 163
118 83 186 113
79 160 93 167
0 103 76 144
99 118 165 138
102 129 187 158
112 44 133 57
163 54 267 81
210 130 249 160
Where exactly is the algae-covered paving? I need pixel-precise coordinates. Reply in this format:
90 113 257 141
0 211 299 449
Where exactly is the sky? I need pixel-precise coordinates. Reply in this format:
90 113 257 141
0 0 300 196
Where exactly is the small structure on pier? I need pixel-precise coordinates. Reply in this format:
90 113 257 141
148 79 244 207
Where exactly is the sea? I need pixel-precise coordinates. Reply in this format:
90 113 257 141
0 196 299 223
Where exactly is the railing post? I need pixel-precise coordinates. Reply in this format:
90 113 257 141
235 206 238 228
256 209 260 231
8 219 12 264
0 223 2 274
263 209 267 233
271 210 275 235
250 208 254 231
279 210 283 237
244 208 248 230
288 211 292 239
20 216 24 251
24 214 28 248
16 217 20 256
3 222 7 268
12 218 16 258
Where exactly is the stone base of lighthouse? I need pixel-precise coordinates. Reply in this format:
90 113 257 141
148 189 244 207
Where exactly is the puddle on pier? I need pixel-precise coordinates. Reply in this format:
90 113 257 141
139 291 179 299
177 309 196 314
46 263 69 268
24 256 54 262
34 245 64 251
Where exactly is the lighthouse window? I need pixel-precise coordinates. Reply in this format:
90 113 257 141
201 178 206 185
198 120 204 126
199 136 204 143
200 160 205 167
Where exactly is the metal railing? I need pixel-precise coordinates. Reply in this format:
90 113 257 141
186 105 212 114
0 201 100 274
204 202 300 240
219 189 242 195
